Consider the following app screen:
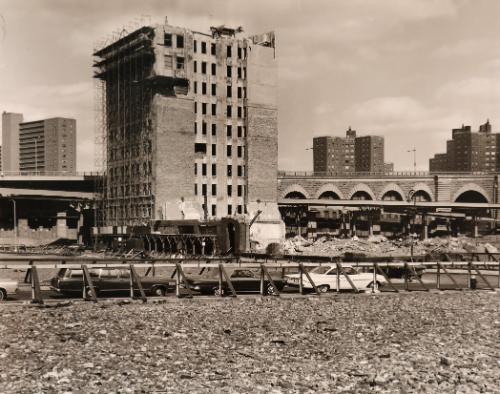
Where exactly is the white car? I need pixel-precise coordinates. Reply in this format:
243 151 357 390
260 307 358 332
285 265 386 293
0 278 19 301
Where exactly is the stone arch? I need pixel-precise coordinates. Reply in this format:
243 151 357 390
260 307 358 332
314 184 345 200
347 183 376 200
411 183 435 202
281 184 310 199
452 183 490 203
378 183 405 201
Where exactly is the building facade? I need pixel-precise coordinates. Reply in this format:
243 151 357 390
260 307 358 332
429 121 499 172
19 118 76 174
94 23 278 226
1 112 23 173
313 128 386 175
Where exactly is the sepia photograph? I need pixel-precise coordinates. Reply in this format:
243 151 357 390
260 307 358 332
0 0 499 392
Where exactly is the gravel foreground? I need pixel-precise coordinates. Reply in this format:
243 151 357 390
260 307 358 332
1 293 500 394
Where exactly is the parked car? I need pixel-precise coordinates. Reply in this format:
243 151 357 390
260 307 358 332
186 268 285 296
50 268 175 297
0 278 19 301
285 265 386 293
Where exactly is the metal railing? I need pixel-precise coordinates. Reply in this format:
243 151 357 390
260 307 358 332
1 256 498 305
278 170 500 178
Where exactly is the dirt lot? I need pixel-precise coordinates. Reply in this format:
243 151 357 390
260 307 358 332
1 292 499 393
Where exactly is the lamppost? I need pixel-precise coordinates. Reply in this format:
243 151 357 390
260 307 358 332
407 148 416 175
407 189 417 261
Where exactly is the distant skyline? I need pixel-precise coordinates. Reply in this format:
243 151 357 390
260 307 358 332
0 0 499 172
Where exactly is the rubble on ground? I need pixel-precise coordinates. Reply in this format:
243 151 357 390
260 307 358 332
0 293 499 393
281 235 499 257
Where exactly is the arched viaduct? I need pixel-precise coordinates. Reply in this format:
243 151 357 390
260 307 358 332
278 172 498 204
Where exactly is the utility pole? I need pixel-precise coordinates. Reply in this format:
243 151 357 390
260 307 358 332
407 148 416 175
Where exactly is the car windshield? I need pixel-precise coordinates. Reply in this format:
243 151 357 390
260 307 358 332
309 266 333 274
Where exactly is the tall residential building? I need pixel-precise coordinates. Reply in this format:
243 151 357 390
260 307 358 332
1 112 23 173
313 128 386 175
94 23 277 226
355 135 385 173
19 118 76 174
313 128 356 175
429 121 498 172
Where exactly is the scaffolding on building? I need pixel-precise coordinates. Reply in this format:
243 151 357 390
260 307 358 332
93 18 155 231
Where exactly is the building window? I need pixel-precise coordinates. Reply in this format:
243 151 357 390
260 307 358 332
227 145 232 157
202 62 207 74
237 165 243 176
211 43 216 55
194 122 197 134
202 122 207 134
194 163 197 175
237 107 242 118
227 45 232 57
211 104 217 116
227 66 232 78
195 143 206 153
212 124 217 136
164 55 173 69
194 184 198 195
212 205 216 216
194 81 198 94
202 103 207 115
202 183 207 196
227 185 232 196
227 165 232 176
202 163 207 176
212 144 216 156
237 146 242 158
238 67 242 79
194 61 197 73
238 47 242 59
194 40 197 52
212 184 217 196
237 205 242 214
176 35 184 48
227 106 232 117
237 87 242 99
227 85 232 98
202 82 207 95
228 205 232 215
211 83 216 96
237 185 243 197
176 56 184 69
201 41 207 54
212 163 216 175
211 63 216 75
237 126 242 138
194 102 197 113
164 33 172 47
243 87 247 98
227 125 232 137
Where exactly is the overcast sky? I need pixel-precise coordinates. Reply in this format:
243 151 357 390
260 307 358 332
1 0 499 172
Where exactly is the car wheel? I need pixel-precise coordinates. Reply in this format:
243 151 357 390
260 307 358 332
85 286 98 298
317 284 330 293
0 289 6 301
266 283 279 295
152 286 167 297
367 281 381 291
213 287 225 297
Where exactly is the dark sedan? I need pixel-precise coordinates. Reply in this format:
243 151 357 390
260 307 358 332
50 268 175 297
186 268 285 296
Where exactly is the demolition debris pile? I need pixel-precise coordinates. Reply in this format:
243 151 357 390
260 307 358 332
281 235 499 257
1 293 499 393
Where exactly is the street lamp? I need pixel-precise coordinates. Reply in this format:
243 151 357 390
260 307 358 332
407 148 416 175
407 189 417 261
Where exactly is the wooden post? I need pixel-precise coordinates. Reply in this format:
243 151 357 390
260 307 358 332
174 263 193 298
30 266 43 305
24 261 33 284
82 265 97 302
301 263 321 296
336 265 340 293
299 264 304 295
219 263 237 297
437 263 441 290
472 265 495 291
404 262 409 291
437 262 462 290
260 264 280 296
374 263 398 292
130 265 147 303
218 263 223 297
372 263 377 293
336 262 359 293
260 265 265 296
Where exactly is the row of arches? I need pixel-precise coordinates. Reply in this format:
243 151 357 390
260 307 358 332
282 183 491 203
